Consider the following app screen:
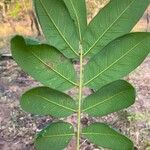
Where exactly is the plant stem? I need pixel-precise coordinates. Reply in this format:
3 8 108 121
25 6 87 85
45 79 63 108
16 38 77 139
77 44 83 150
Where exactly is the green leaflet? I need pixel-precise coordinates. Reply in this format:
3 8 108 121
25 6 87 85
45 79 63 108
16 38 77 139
83 123 134 150
84 33 150 90
35 122 74 150
33 0 79 58
83 0 150 58
63 0 87 39
21 87 77 117
82 80 135 117
11 0 150 150
11 36 77 92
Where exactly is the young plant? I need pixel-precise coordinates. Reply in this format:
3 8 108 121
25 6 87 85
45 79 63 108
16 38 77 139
11 0 150 150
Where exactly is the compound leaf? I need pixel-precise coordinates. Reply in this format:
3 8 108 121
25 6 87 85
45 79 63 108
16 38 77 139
35 122 74 150
63 0 87 39
21 87 76 117
83 123 134 150
84 33 150 90
11 36 77 92
34 0 79 58
83 0 150 57
82 80 135 117
10 1 150 150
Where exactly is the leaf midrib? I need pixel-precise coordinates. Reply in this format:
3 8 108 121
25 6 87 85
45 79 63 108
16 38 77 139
43 133 75 138
69 0 82 41
83 0 136 56
83 90 128 112
38 0 79 56
82 132 121 137
31 52 77 86
84 39 144 86
32 94 76 112
77 43 83 150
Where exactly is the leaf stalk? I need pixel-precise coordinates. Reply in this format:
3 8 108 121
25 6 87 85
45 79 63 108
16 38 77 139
77 43 83 150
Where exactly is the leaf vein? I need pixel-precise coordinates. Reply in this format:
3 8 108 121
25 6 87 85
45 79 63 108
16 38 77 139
84 39 144 85
43 133 75 138
39 0 79 56
83 0 136 56
82 132 119 137
83 90 127 112
69 0 82 41
32 94 76 112
31 52 78 86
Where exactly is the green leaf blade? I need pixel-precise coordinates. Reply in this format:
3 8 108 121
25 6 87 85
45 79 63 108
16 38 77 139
82 80 135 117
83 0 150 57
34 0 80 58
84 33 150 90
21 87 76 117
35 122 74 150
11 36 77 92
63 0 87 39
83 123 134 150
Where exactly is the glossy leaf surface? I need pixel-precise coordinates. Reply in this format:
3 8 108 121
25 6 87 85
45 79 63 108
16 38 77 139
35 122 74 150
63 0 87 39
21 87 76 117
84 33 150 90
11 1 150 150
83 0 150 57
11 36 77 92
34 0 79 58
82 80 135 116
83 123 134 150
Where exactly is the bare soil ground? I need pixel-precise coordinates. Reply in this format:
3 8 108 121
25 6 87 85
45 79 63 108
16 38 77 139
0 1 150 150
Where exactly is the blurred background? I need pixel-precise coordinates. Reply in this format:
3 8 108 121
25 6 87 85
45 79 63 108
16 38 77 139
0 0 150 150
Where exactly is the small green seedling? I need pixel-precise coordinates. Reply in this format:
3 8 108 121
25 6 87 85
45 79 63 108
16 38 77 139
11 0 150 150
